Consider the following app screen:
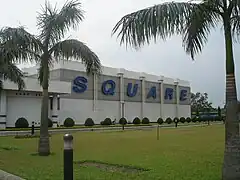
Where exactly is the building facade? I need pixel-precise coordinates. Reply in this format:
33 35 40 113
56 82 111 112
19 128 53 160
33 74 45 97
0 61 191 128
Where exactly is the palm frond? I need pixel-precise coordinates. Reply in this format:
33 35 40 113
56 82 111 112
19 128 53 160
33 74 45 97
229 0 240 17
0 27 42 63
49 39 101 74
37 0 84 47
0 59 25 90
182 3 220 59
230 15 240 42
112 2 197 48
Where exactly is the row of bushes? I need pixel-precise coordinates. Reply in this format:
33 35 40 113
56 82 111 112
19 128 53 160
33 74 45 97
15 115 224 128
15 117 76 128
15 117 54 128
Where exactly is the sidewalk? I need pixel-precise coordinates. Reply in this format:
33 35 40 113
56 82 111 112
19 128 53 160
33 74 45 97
0 123 222 137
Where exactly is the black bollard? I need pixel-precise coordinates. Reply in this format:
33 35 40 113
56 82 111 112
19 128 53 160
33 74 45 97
31 121 35 135
63 134 73 180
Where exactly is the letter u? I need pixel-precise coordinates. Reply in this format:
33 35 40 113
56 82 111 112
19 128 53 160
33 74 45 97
127 83 138 97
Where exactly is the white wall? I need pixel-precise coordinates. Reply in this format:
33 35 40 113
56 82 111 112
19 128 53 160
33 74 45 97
58 99 190 125
7 93 42 127
162 104 176 120
125 102 141 121
143 103 161 121
178 105 191 118
58 99 120 125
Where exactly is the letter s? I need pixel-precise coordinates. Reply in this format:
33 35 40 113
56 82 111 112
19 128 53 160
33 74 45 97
72 76 88 93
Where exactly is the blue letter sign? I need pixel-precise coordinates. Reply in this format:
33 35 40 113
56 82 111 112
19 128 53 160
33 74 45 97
72 76 88 93
164 88 173 100
127 83 138 97
102 80 115 95
147 86 157 99
180 89 187 101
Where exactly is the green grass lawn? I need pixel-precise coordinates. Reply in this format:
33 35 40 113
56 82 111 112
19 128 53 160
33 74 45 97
0 124 224 180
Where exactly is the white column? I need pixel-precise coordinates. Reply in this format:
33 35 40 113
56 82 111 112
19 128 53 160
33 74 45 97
158 76 164 119
117 68 125 119
51 95 59 128
93 73 98 112
140 73 145 119
174 79 180 118
0 90 7 129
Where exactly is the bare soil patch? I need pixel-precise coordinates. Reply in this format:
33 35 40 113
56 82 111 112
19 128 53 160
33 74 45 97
75 160 150 173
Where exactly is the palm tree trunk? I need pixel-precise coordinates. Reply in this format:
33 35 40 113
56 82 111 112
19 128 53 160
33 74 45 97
222 16 240 180
38 60 50 156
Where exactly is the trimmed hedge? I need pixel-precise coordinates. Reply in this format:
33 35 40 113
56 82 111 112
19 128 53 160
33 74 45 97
166 117 172 124
119 117 127 125
157 118 164 125
173 117 179 123
142 117 150 124
180 117 186 123
186 117 191 123
15 117 29 128
84 118 95 126
64 117 75 127
133 117 141 125
101 118 112 125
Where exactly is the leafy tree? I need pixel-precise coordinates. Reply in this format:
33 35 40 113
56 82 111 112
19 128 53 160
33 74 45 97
2 0 101 156
191 92 213 112
112 0 240 179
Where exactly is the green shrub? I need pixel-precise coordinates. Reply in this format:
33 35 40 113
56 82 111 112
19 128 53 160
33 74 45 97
48 118 53 128
192 117 197 123
102 118 112 125
197 117 202 122
166 117 172 124
100 121 104 125
173 117 179 123
15 117 29 128
84 118 95 126
180 117 186 123
119 117 127 125
186 117 191 123
142 117 150 124
157 118 164 125
63 117 75 127
133 117 141 125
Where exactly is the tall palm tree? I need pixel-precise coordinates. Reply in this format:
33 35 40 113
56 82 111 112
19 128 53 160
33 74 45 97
1 0 101 156
112 0 240 179
36 0 101 156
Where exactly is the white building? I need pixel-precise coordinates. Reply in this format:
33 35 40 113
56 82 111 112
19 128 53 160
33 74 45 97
0 61 191 128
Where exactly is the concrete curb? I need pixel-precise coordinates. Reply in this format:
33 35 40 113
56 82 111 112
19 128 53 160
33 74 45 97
0 169 25 180
0 123 223 137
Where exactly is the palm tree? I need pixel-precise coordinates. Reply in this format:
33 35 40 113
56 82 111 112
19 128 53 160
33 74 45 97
112 0 240 179
1 0 101 156
0 27 41 90
36 0 101 156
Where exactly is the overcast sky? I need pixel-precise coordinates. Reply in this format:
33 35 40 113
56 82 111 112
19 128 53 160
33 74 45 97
1 0 240 107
